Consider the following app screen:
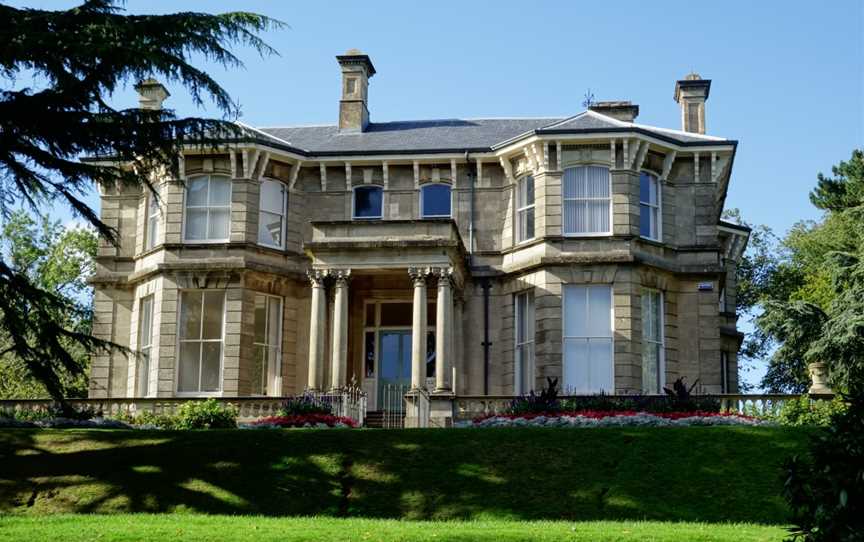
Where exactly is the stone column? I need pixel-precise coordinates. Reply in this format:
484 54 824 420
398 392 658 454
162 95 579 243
329 269 351 390
409 267 429 390
306 270 328 391
434 268 453 392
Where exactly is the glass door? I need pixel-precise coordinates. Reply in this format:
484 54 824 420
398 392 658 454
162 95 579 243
378 330 412 411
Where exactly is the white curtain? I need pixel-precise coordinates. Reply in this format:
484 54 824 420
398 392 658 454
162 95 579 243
562 285 613 393
641 290 663 394
563 166 610 235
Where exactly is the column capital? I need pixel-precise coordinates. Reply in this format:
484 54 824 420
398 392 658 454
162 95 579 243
331 268 351 286
408 266 432 285
431 266 454 286
307 269 330 287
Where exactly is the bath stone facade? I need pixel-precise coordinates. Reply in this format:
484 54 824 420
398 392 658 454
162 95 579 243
88 49 749 412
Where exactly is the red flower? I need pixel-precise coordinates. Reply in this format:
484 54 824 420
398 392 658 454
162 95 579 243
251 414 358 428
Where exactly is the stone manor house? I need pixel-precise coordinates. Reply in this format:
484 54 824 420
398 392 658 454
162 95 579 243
88 50 749 414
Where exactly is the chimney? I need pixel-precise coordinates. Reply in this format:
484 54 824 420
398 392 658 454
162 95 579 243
134 78 170 110
336 49 376 132
674 73 711 134
588 100 639 122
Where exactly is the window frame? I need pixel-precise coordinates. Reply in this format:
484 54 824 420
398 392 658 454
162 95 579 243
639 171 662 242
640 288 665 394
515 175 536 243
144 191 160 251
252 293 283 396
137 295 154 397
176 289 226 396
721 351 730 393
514 290 535 394
562 165 613 237
257 178 288 249
352 184 384 220
182 175 232 243
419 182 453 219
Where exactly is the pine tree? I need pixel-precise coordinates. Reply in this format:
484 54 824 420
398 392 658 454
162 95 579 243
0 0 282 402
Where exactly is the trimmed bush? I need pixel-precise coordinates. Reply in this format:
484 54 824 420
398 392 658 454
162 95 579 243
172 399 238 429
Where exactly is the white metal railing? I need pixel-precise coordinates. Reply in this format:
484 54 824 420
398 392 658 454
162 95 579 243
305 386 367 426
381 383 410 428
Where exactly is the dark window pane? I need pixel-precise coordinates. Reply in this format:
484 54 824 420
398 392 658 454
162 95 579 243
640 172 651 203
422 184 451 217
525 207 535 239
380 303 412 326
426 330 436 377
365 331 375 377
365 303 376 326
525 176 534 206
354 186 383 218
640 203 652 237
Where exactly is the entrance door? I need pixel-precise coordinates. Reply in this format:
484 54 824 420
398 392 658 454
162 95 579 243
378 330 412 411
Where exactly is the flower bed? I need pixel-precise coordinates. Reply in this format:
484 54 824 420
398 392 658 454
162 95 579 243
242 413 358 429
465 410 768 428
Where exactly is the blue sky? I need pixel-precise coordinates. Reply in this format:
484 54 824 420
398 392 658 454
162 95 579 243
9 0 864 387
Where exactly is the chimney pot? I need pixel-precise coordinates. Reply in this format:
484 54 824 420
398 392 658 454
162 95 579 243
588 100 639 122
135 78 170 110
674 74 711 134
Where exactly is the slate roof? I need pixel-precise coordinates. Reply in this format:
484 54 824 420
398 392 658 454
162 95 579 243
254 110 734 156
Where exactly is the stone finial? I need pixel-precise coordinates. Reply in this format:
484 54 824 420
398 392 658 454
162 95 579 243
134 78 170 110
808 362 833 395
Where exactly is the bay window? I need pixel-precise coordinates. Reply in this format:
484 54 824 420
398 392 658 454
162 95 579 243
184 175 231 241
253 294 283 396
144 192 160 251
563 166 611 235
178 290 225 393
258 179 287 248
516 175 535 242
514 291 535 394
137 295 154 396
641 289 664 394
640 172 661 241
562 284 614 393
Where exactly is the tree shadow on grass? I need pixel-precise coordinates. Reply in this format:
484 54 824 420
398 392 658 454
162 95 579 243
0 426 807 523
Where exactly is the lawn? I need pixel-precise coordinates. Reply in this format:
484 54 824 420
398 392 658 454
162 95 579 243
0 515 790 541
0 426 807 525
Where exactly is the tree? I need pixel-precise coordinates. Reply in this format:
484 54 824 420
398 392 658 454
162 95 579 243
0 211 97 398
0 0 282 402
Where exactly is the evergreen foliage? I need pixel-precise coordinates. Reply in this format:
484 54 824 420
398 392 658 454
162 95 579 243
0 1 282 401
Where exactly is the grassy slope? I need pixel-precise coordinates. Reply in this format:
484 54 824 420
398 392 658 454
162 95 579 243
0 427 807 523
0 516 789 542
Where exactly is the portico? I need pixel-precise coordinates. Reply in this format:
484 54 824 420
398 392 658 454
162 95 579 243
303 219 466 421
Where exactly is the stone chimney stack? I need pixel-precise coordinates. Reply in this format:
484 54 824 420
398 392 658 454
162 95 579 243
674 73 711 134
134 78 170 110
588 100 639 122
337 49 376 132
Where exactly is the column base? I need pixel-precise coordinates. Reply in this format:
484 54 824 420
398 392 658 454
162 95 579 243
429 392 455 428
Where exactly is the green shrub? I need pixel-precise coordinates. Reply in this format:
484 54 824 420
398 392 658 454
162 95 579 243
172 399 237 429
771 395 847 427
558 395 721 414
784 393 863 541
110 410 177 429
